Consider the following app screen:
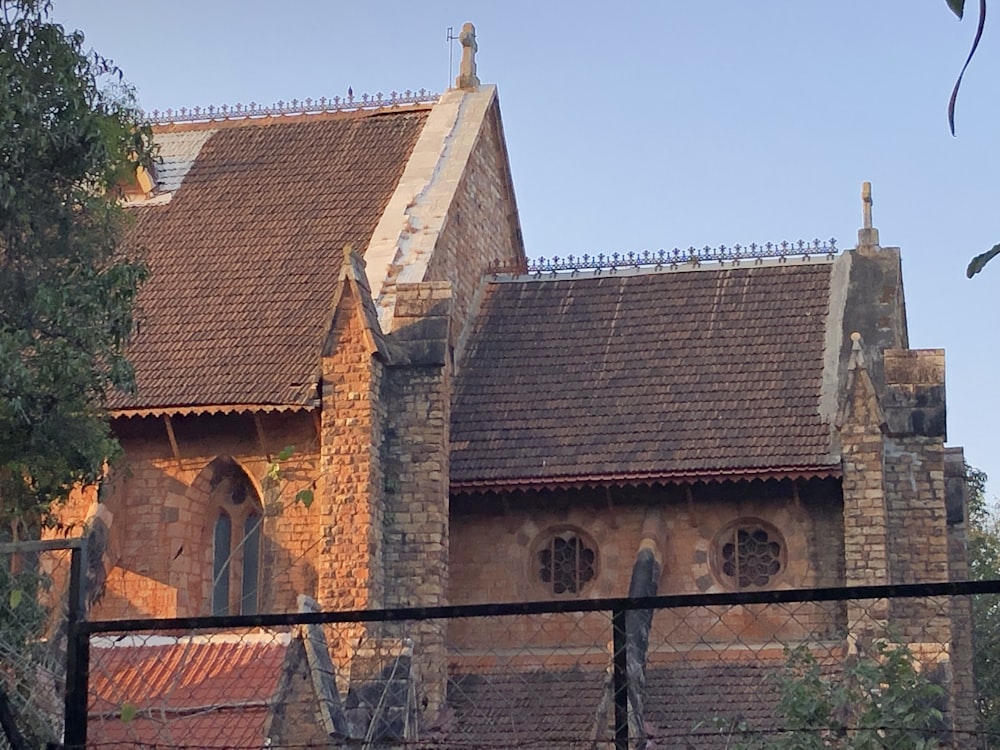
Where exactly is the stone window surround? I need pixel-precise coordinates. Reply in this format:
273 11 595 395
709 517 787 591
529 526 599 598
208 460 264 616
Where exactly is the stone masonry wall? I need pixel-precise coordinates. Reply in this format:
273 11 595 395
424 98 524 356
77 411 320 620
318 286 386 615
879 348 965 726
884 436 949 585
264 637 333 748
881 349 953 643
380 364 449 712
449 478 845 665
839 364 891 638
380 282 452 713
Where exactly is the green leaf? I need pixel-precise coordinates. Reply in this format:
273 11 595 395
966 242 1000 277
9 588 23 610
120 702 138 723
0 0 153 528
276 445 295 462
295 489 314 508
947 0 965 19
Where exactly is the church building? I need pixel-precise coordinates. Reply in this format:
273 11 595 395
65 25 973 748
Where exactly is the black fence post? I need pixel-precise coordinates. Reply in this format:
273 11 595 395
63 544 89 749
612 607 628 750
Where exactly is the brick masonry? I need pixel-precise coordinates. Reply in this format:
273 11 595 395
58 86 528 722
380 282 452 712
319 283 385 614
63 411 320 621
50 93 978 740
423 96 525 355
449 478 846 653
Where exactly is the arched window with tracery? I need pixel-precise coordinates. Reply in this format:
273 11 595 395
208 458 263 615
711 518 786 591
532 527 598 597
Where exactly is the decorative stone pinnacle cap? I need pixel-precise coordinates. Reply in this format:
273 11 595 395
849 331 866 370
455 22 480 90
857 181 880 249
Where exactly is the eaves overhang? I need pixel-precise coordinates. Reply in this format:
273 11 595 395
111 402 318 420
450 464 843 495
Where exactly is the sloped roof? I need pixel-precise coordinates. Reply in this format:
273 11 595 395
441 660 797 749
451 261 838 489
113 109 429 413
88 634 289 749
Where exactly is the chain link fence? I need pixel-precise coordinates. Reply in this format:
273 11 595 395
45 581 997 749
1 556 996 748
0 539 85 750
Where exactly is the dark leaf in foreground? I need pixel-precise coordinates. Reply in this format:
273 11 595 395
948 0 986 135
966 242 1000 278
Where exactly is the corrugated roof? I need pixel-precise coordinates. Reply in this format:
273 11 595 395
112 109 429 412
88 634 289 749
451 262 837 487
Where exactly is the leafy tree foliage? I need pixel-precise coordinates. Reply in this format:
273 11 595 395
0 0 153 537
709 643 946 749
965 466 1000 744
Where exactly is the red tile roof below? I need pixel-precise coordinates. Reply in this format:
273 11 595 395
88 636 288 749
442 658 804 749
451 263 837 486
114 110 428 411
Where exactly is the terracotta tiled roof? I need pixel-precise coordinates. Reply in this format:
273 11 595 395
441 659 807 749
88 635 289 749
443 667 605 748
451 262 838 488
113 109 429 412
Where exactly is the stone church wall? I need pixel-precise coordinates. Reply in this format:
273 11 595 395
448 478 845 657
86 411 320 620
424 98 524 355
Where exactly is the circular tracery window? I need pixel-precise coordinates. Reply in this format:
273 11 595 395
713 519 785 590
534 529 597 596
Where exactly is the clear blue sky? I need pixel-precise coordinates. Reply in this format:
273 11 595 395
55 1 1000 496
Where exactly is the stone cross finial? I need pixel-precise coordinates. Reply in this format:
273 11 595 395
856 181 880 249
455 22 480 90
849 331 866 370
862 181 873 229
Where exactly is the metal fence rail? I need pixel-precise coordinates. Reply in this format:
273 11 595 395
53 579 1000 749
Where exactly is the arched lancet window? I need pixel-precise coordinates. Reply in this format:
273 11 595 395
212 512 232 615
241 514 261 615
207 459 263 615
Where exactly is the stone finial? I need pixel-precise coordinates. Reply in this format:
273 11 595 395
862 181 873 229
848 331 865 370
455 22 480 90
857 181 880 249
297 594 321 613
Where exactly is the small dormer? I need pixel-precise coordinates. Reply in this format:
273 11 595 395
120 161 158 201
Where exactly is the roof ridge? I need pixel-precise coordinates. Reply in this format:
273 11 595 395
494 239 838 277
145 89 440 126
489 250 837 283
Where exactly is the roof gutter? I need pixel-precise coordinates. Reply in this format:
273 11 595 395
111 402 318 420
450 464 842 494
